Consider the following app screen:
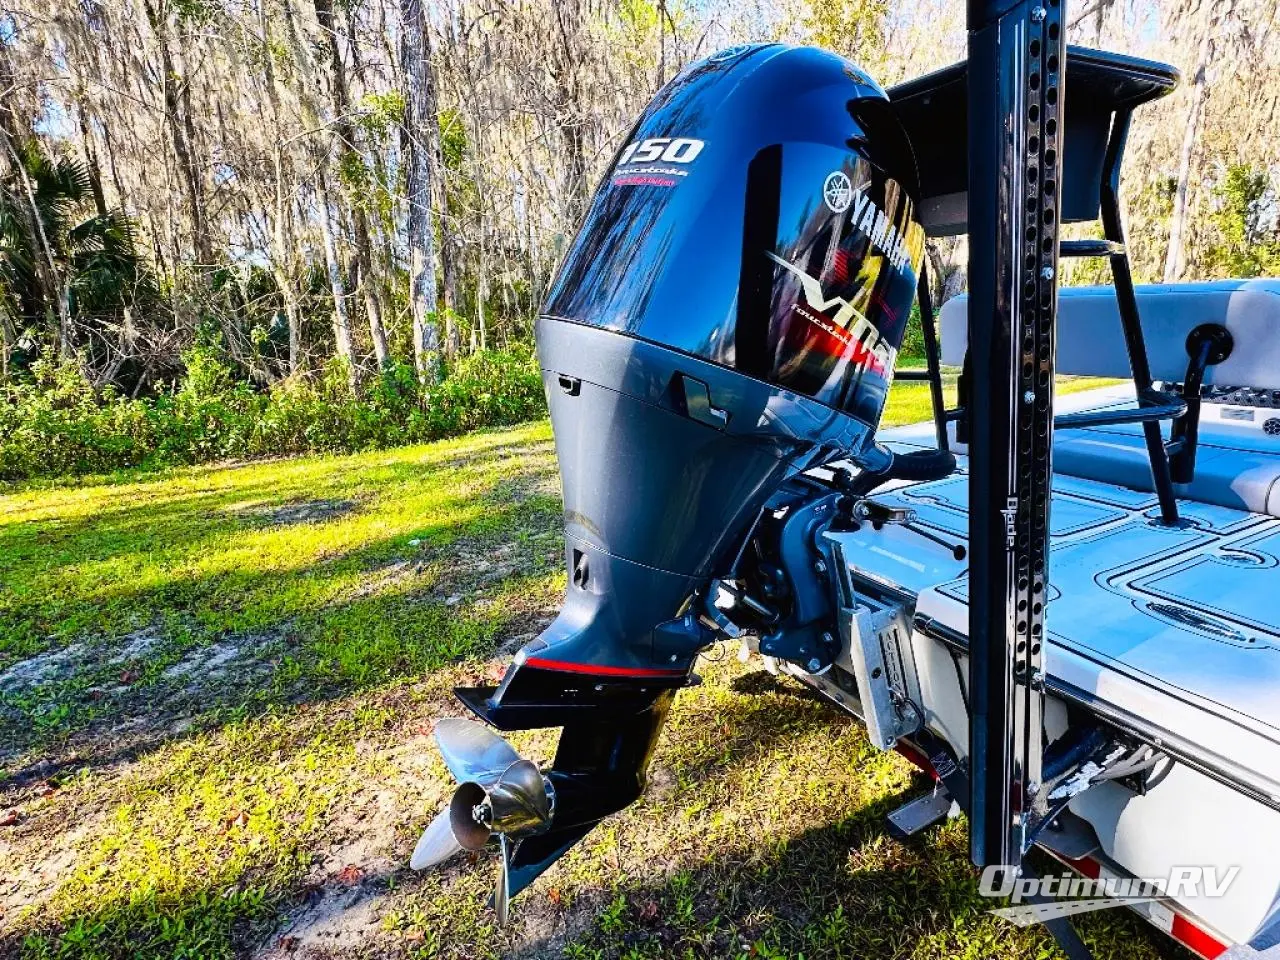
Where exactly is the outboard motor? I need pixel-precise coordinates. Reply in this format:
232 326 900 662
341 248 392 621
411 43 927 916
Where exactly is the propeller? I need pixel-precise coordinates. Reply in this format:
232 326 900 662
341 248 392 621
409 718 555 923
409 798 464 870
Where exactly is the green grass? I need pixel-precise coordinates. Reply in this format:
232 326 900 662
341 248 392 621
881 367 1120 427
0 381 1171 959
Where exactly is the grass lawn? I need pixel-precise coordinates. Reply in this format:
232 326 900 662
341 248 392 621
0 377 1172 960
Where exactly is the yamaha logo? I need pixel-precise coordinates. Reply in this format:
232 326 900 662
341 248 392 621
708 44 755 64
823 171 853 212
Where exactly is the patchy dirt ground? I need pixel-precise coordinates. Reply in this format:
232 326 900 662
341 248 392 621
0 413 1181 960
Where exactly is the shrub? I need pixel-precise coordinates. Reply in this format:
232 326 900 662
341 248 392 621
898 301 926 366
0 360 157 478
422 349 545 440
0 349 546 482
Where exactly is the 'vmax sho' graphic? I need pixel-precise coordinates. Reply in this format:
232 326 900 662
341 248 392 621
766 250 896 377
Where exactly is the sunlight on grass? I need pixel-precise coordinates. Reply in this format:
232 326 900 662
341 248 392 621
0 423 561 730
881 371 1123 428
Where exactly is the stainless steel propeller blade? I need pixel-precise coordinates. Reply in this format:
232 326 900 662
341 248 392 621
435 718 522 786
495 834 512 926
409 806 463 870
411 718 553 907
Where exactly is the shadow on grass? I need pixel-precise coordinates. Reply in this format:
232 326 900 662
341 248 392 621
730 667 829 700
0 429 564 784
537 792 965 960
657 670 863 792
3 690 898 960
513 810 1187 960
3 659 1187 960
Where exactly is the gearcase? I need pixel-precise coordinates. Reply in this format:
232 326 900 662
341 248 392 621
410 703 673 922
409 42 929 915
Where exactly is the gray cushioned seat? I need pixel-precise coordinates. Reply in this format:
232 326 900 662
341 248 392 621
936 280 1280 517
1053 424 1280 516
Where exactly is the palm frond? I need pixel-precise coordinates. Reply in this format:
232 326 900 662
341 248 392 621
68 210 136 256
1 143 152 326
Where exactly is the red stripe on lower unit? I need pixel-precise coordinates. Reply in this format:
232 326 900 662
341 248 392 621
523 657 687 679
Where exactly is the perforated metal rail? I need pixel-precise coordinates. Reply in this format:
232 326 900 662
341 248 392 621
965 0 1065 871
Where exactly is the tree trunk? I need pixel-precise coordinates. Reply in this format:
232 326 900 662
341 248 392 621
657 0 668 88
272 147 304 376
144 0 211 268
315 168 357 389
0 47 71 356
314 0 389 369
550 1 590 231
475 219 489 353
401 0 441 382
440 232 461 360
0 296 12 381
101 124 128 221
279 0 358 385
77 101 109 219
422 29 461 359
1164 1 1218 282
354 216 390 368
256 1 303 376
270 215 303 380
0 133 71 357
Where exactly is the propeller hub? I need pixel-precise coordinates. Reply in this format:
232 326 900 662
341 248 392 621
449 782 494 850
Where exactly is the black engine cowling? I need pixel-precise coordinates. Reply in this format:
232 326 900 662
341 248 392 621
484 42 926 704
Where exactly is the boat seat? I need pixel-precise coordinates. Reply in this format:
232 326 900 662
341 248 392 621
937 280 1280 517
1053 416 1280 517
940 280 1280 391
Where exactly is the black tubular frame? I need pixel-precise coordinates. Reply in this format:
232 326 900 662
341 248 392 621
966 0 1064 871
1170 339 1213 483
931 94 1200 527
1168 322 1234 481
898 268 951 451
918 270 951 451
1094 109 1181 525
